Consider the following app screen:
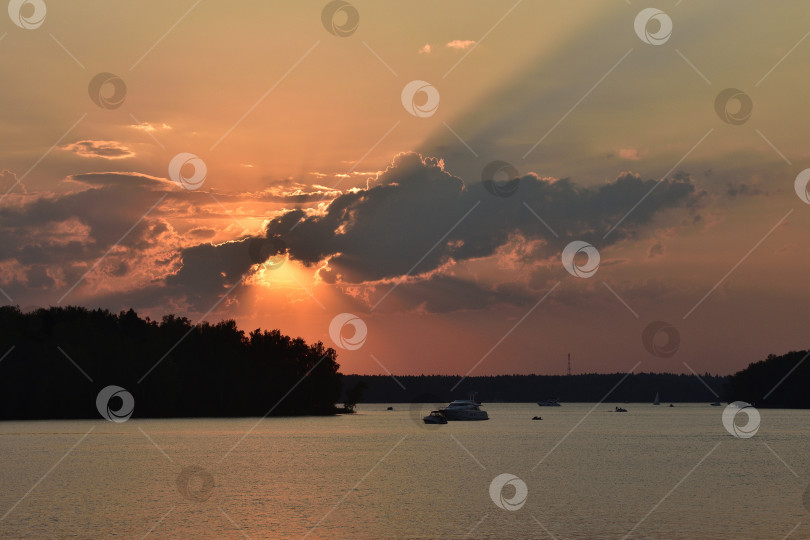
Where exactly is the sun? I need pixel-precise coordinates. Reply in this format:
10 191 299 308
248 256 320 298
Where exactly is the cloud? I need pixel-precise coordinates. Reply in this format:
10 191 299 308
418 44 431 54
0 169 25 194
130 122 172 132
0 171 186 304
619 147 644 160
67 171 175 190
263 152 697 287
446 40 475 50
187 227 217 240
0 168 288 314
62 140 135 160
0 152 699 316
726 182 766 198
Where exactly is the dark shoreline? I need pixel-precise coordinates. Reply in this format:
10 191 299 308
339 372 730 405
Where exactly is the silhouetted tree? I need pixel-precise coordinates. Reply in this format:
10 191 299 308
723 350 810 408
0 306 344 419
342 380 367 413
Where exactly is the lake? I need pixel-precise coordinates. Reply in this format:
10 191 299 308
0 403 808 539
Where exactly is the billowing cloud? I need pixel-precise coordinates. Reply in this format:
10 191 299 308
62 140 135 160
0 153 702 316
262 152 697 287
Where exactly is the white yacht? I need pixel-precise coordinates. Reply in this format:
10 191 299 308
442 398 489 421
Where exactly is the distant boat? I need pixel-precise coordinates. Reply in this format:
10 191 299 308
442 396 489 421
386 406 394 411
423 410 447 424
653 393 660 405
669 404 674 407
710 402 721 406
532 416 543 420
537 398 561 407
615 406 628 413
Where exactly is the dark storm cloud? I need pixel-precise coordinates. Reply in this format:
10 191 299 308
0 170 296 313
0 172 172 265
0 172 182 305
164 238 259 305
0 154 706 315
263 152 698 284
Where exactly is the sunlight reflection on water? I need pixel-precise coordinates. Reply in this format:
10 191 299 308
0 403 808 539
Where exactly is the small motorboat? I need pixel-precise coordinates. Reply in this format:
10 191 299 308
532 416 543 420
537 398 561 407
387 406 394 411
423 410 447 424
669 404 674 407
615 406 628 413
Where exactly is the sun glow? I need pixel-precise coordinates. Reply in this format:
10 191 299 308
246 256 328 306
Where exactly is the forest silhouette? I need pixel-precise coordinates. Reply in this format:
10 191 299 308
723 350 810 408
0 306 343 419
1 306 807 420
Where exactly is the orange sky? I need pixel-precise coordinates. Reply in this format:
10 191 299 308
1 0 809 376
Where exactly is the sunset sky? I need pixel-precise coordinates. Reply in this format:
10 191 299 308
2 0 809 376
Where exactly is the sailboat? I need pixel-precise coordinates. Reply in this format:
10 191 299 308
653 392 660 405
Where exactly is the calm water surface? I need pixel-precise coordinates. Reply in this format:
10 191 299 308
1 403 808 539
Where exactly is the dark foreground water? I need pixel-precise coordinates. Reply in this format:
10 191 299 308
0 403 808 539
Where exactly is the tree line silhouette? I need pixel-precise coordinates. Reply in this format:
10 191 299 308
0 306 344 419
1 305 807 419
342 349 810 407
723 350 810 408
340 372 729 404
